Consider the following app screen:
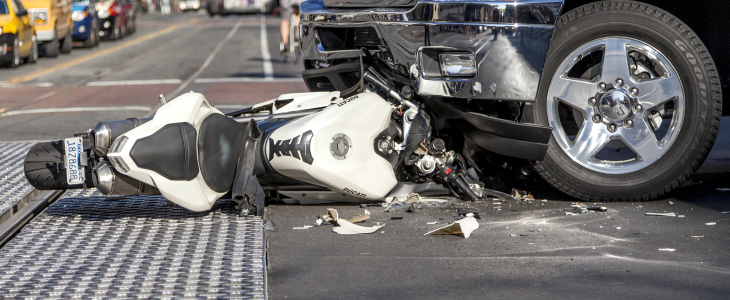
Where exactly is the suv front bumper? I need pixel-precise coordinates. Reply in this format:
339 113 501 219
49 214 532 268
300 0 564 102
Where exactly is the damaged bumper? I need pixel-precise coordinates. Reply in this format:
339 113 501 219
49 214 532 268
300 0 564 101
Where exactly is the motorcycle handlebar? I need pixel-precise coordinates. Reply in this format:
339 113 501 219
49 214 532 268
363 71 416 109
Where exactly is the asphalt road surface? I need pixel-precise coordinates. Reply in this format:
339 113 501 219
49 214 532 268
1 12 729 300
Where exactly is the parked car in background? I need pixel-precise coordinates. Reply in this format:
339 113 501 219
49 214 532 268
178 0 199 11
95 0 134 40
20 0 73 57
0 0 38 67
71 0 98 47
205 0 269 16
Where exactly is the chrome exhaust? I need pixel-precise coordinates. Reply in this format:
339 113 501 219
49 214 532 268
92 161 160 196
90 118 151 156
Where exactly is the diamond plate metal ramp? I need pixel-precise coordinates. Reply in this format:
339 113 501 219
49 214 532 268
0 141 37 218
0 189 267 299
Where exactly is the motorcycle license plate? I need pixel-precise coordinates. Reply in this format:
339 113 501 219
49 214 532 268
64 137 85 185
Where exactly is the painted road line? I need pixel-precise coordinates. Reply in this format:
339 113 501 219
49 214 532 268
86 79 183 86
143 18 245 118
0 28 202 114
1 25 181 85
0 82 55 88
260 15 274 81
1 106 151 116
194 77 303 83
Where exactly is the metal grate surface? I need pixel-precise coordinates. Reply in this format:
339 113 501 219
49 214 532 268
0 141 36 217
0 190 266 299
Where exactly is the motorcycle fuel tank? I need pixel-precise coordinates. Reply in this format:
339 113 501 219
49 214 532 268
266 92 397 200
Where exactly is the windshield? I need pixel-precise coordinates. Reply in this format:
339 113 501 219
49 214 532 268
0 0 9 15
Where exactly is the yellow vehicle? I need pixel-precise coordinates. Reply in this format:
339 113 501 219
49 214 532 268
0 0 37 67
20 0 71 57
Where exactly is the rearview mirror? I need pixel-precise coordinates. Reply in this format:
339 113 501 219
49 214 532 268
16 10 28 17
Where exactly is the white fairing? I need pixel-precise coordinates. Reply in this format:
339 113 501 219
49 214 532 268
267 92 398 200
107 93 226 212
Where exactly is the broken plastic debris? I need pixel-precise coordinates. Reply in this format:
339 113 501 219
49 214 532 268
333 219 384 235
721 211 730 214
571 204 607 213
427 221 438 225
293 226 313 230
315 218 324 226
616 227 622 230
658 248 676 252
264 220 277 232
346 213 370 223
705 222 716 226
425 214 479 238
691 235 704 238
716 188 730 191
678 215 685 218
669 201 674 204
510 234 517 237
457 209 481 219
645 212 677 217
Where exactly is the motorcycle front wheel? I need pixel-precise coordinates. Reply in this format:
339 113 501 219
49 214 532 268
525 0 722 201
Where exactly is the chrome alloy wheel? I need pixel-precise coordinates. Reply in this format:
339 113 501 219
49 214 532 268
546 37 684 174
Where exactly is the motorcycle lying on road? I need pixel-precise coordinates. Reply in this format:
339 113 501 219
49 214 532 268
24 60 500 216
24 0 722 216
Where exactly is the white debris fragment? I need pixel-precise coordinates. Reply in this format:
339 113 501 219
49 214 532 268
658 248 676 252
333 220 384 235
510 234 517 237
427 221 438 225
678 215 685 218
691 236 704 238
717 188 730 191
646 212 677 217
425 215 479 238
705 222 717 226
616 227 621 230
669 201 674 205
721 211 730 214
294 226 313 230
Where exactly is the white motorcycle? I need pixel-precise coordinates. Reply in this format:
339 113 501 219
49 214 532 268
24 66 500 216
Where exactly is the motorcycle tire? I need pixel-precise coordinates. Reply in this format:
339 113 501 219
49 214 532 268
524 0 722 201
61 31 72 53
24 141 94 190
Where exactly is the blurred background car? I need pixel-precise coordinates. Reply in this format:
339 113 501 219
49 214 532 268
0 0 38 67
20 0 73 57
71 0 99 48
178 0 198 12
205 0 269 16
95 0 134 40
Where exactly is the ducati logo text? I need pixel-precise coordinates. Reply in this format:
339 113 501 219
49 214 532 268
343 188 366 198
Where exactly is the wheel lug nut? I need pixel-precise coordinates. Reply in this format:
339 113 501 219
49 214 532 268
635 104 643 112
624 119 634 128
592 114 602 123
589 97 598 106
608 123 617 132
614 78 624 87
629 87 639 96
598 82 607 92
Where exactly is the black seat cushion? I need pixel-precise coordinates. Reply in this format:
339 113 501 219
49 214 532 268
197 114 248 193
130 123 199 180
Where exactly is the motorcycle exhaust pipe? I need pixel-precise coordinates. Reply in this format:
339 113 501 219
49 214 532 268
92 161 160 196
90 118 151 156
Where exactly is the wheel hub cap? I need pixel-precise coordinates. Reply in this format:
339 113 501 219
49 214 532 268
598 89 632 122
